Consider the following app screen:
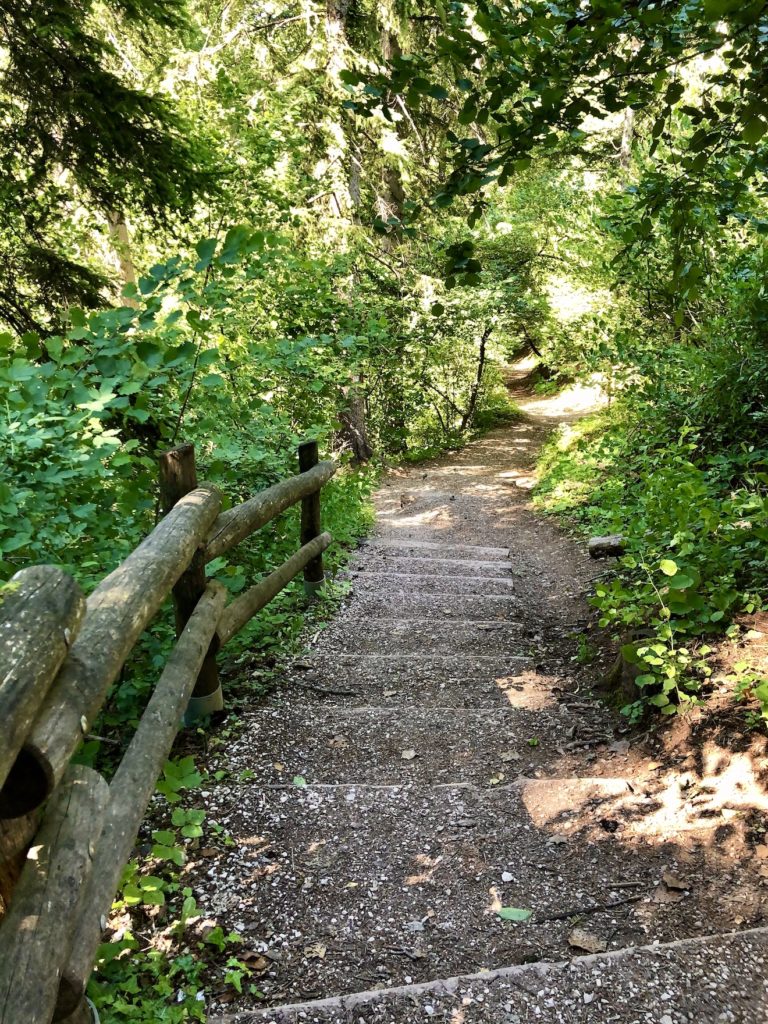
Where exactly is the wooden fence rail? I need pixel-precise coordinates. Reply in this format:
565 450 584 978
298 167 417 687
0 439 336 1024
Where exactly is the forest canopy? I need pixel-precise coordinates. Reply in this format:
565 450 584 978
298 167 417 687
3 2 768 1018
2 1 768 734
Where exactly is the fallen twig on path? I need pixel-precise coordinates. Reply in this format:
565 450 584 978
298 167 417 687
533 893 645 923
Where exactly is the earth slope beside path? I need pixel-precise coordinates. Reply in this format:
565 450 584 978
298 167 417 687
202 380 768 1023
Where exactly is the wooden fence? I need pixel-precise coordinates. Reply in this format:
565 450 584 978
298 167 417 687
0 439 335 1024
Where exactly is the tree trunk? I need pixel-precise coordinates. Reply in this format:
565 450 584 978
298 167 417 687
325 0 350 72
323 1 375 461
377 24 405 249
106 210 139 305
376 21 411 449
619 107 635 171
322 0 354 223
459 326 492 433
338 388 373 463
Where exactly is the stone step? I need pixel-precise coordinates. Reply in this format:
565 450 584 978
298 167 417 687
361 540 511 561
352 555 517 579
377 488 490 504
395 465 507 478
378 468 523 492
346 572 518 596
275 653 531 708
197 782 761 1016
315 618 528 656
344 592 520 621
210 926 768 1023
216 706 589 785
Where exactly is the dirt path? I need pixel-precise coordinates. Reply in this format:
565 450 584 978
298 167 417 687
201 373 768 1023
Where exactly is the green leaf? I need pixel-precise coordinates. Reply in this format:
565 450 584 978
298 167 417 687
666 574 694 590
292 775 307 788
151 830 176 846
660 559 678 576
151 843 185 866
121 883 143 905
195 237 218 265
497 907 532 922
139 878 166 905
741 118 768 146
635 674 656 688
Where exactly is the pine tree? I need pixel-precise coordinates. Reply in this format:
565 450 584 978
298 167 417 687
0 0 217 332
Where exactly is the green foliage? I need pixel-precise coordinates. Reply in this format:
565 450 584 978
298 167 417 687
90 758 257 1021
731 663 768 729
0 0 216 331
90 937 209 1022
535 387 768 720
353 2 768 286
155 758 203 806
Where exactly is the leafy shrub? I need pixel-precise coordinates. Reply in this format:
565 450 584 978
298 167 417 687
535 393 768 722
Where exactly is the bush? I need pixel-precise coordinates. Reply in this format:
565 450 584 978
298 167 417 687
535 383 768 722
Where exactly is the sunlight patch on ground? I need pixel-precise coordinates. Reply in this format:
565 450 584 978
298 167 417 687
520 778 631 829
629 745 768 837
486 886 504 916
517 378 607 419
520 742 768 848
495 673 556 710
406 853 443 886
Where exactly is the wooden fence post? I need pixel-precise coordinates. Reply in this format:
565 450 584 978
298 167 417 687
298 440 325 597
0 764 109 1024
0 565 86 910
158 444 223 722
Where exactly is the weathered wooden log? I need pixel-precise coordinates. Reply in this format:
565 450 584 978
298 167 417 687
55 582 226 1020
159 445 221 718
0 764 109 1024
298 441 325 596
0 811 39 913
217 532 333 646
0 485 222 819
59 999 94 1024
588 534 625 559
0 566 85 798
205 460 336 563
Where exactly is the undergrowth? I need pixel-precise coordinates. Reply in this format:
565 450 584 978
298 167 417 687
534 403 768 725
89 757 256 1022
402 364 521 462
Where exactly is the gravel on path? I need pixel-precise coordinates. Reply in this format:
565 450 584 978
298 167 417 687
200 374 768 1021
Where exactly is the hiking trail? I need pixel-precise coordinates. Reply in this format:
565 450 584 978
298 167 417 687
202 369 768 1023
